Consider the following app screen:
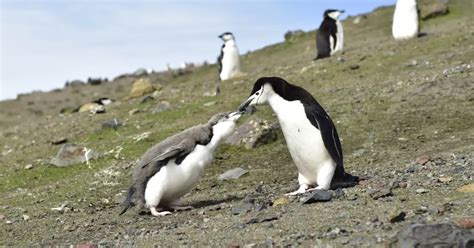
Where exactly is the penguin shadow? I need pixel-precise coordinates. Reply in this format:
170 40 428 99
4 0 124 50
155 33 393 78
190 195 242 209
418 32 428 38
134 195 242 216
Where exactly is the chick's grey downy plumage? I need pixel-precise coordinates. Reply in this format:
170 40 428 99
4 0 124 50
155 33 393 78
120 111 237 215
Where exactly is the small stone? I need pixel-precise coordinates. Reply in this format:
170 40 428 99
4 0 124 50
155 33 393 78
24 164 33 170
114 194 125 204
102 119 121 130
334 188 345 198
129 108 140 116
416 155 430 165
456 183 474 193
51 202 69 213
416 188 429 194
76 244 97 248
324 227 345 239
389 210 406 223
368 188 393 200
272 197 289 207
231 199 254 215
246 215 278 224
51 138 68 145
50 144 100 167
6 220 13 224
140 95 154 104
455 218 474 229
22 215 30 221
349 64 360 70
152 101 171 114
407 60 418 67
218 167 248 181
438 176 452 183
398 182 408 188
243 243 257 248
300 190 332 204
203 101 216 107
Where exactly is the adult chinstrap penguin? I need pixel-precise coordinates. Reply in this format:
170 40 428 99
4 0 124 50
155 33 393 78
239 77 358 195
315 9 345 60
392 0 419 40
120 111 242 216
217 32 241 81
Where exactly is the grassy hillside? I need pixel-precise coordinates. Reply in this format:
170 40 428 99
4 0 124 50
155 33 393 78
0 0 472 246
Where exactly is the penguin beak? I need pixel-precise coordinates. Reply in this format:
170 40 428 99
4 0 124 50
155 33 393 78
340 10 345 14
238 97 254 112
228 111 242 121
218 34 223 39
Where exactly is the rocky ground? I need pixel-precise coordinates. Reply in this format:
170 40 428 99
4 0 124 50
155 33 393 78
0 0 473 247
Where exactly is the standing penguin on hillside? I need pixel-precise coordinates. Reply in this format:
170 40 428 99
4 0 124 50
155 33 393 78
315 9 345 60
120 111 242 216
239 77 358 195
392 0 419 40
217 32 241 81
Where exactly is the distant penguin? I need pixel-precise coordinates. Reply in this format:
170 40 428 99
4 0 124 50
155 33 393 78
315 9 345 60
93 97 113 106
392 0 419 40
217 32 241 81
239 77 358 195
120 111 242 216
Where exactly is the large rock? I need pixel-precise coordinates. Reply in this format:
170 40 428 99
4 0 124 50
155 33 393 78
65 80 84 87
128 78 160 99
420 0 450 20
132 68 148 77
152 101 171 114
50 144 101 167
284 30 305 42
225 117 279 149
456 183 474 193
389 223 473 248
78 103 105 114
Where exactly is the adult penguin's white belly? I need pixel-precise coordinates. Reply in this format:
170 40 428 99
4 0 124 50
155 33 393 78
272 99 333 184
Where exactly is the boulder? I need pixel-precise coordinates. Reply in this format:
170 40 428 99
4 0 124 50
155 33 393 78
78 103 105 114
420 0 450 20
87 77 105 86
284 30 305 42
133 68 148 77
50 144 101 167
389 223 473 248
225 117 279 149
152 101 171 114
65 80 84 87
128 78 159 98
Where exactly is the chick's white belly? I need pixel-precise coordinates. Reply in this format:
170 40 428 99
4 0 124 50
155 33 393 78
144 145 212 207
280 117 332 184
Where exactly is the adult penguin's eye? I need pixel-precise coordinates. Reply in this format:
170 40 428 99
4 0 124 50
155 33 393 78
255 92 260 96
